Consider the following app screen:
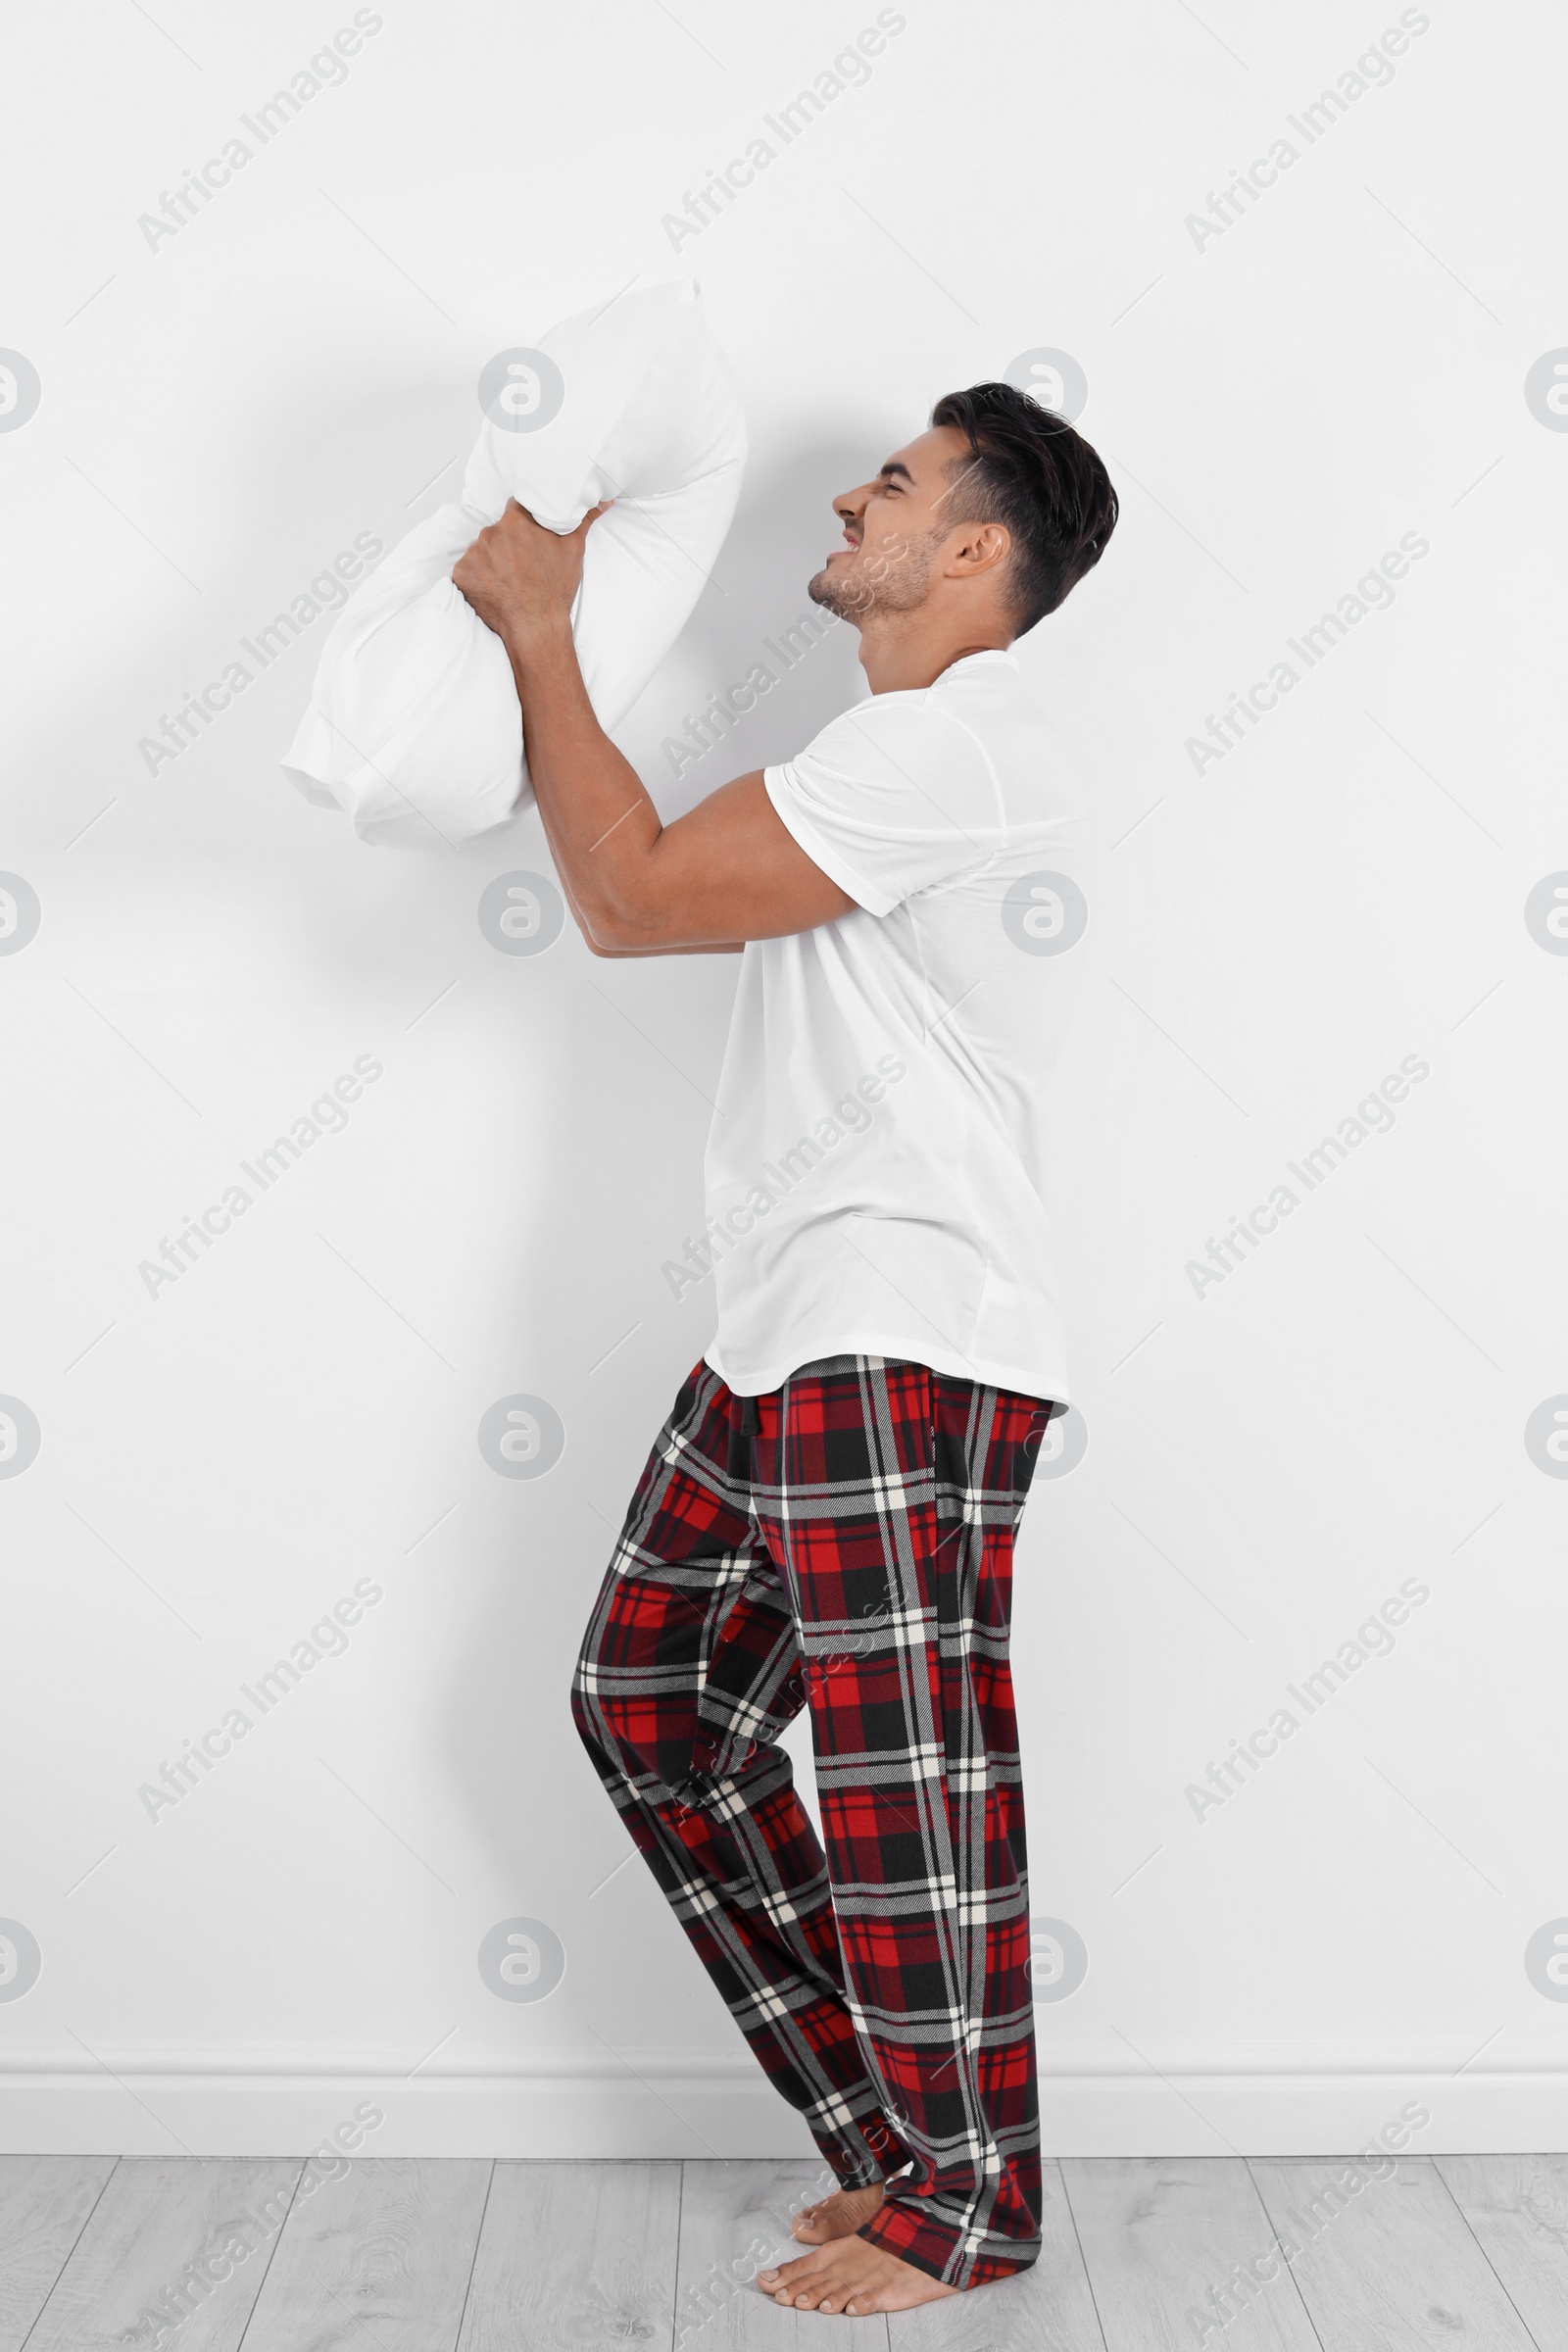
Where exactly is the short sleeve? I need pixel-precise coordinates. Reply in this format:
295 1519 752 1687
763 693 1003 916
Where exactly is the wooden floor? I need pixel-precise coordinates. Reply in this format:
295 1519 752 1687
3 2151 1566 2349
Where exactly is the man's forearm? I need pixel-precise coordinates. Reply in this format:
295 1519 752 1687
504 619 662 945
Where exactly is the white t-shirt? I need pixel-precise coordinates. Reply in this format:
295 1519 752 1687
698 649 1090 1401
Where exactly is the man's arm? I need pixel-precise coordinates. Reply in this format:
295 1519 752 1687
555 858 742 957
453 500 856 954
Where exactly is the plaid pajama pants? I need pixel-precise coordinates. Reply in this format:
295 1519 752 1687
571 1352 1054 2287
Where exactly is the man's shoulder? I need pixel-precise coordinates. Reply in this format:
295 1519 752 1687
924 657 1083 818
778 653 1079 824
791 683 980 777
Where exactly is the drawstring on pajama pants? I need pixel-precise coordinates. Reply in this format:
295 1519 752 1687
727 1392 761 1480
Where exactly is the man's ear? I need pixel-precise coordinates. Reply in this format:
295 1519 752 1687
947 520 1011 578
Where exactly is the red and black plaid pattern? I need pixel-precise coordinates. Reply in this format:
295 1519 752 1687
571 1353 1053 2287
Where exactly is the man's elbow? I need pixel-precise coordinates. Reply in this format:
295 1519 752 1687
581 904 640 955
579 836 681 952
564 892 624 956
581 885 670 955
580 907 672 956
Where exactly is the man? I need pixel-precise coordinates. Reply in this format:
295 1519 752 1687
454 382 1117 2318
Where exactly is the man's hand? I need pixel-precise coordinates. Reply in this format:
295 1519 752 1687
452 496 612 642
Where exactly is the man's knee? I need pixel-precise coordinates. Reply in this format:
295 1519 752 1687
570 1634 668 1789
573 1670 709 1819
569 1641 617 1774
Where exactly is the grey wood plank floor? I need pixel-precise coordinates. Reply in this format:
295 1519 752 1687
1436 2154 1568 2348
1064 2154 1323 2350
1062 2154 1317 2351
19 2157 300 2352
1250 2157 1542 2349
457 2160 682 2351
0 2156 116 2352
5 2152 1564 2349
239 2156 492 2352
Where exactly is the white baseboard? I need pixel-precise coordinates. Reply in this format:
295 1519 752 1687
1 2053 1563 2158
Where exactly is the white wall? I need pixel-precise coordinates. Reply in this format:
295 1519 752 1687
3 0 1567 2161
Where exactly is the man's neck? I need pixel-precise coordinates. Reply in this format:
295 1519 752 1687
856 621 1012 696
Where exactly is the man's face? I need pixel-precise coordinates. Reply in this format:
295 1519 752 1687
808 424 979 621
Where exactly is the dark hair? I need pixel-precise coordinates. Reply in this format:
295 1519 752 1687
929 382 1117 632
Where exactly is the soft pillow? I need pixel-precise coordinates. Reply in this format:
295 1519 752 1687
282 280 746 848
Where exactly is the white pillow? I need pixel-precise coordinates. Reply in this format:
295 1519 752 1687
282 280 746 848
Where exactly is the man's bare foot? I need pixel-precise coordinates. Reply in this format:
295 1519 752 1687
758 2236 959 2316
790 2181 884 2244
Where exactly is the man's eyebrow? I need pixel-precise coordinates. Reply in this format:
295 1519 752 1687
877 460 914 484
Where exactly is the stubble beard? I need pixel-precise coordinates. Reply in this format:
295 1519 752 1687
808 527 941 623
